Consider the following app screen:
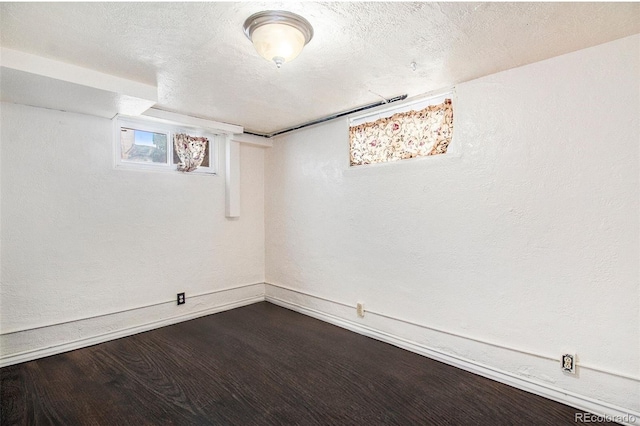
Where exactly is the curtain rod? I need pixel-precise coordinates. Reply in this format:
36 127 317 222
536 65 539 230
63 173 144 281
245 94 408 138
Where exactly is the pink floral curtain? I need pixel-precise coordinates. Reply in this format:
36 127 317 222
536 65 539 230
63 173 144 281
349 99 453 166
174 134 209 172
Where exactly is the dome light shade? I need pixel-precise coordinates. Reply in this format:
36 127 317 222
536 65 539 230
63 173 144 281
243 11 314 68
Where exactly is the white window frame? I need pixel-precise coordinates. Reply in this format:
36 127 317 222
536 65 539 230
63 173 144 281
114 115 219 175
349 92 453 127
347 90 457 168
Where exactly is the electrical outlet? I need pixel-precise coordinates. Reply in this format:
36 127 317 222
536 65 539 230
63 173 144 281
177 292 185 305
561 353 576 374
356 302 365 318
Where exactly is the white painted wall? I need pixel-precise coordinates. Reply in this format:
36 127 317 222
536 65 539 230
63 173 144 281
265 35 640 413
0 103 265 362
0 32 637 420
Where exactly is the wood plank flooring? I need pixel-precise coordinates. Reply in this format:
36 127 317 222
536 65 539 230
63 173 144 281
1 302 614 425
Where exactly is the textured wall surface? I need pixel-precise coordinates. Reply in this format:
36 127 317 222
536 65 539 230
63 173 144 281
0 104 265 356
265 35 640 411
1 30 638 416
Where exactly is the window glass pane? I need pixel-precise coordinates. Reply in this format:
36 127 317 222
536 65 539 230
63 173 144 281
120 128 168 163
173 138 210 168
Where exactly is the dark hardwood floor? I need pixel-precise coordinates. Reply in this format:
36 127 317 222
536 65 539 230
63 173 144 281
1 302 613 425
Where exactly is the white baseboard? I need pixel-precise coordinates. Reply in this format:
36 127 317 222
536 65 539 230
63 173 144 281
3 281 638 426
265 292 640 426
0 295 264 368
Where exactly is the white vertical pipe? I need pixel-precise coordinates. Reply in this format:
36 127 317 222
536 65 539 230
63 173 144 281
225 137 240 218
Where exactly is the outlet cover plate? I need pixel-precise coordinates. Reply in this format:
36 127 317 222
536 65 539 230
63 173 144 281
177 292 185 305
561 353 576 374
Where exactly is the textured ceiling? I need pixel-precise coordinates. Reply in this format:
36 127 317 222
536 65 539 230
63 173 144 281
1 2 639 134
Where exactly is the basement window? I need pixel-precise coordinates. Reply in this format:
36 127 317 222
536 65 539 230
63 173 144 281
115 117 217 174
349 95 454 167
120 128 168 164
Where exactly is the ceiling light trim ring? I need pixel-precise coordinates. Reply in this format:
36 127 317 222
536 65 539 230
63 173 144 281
243 10 314 45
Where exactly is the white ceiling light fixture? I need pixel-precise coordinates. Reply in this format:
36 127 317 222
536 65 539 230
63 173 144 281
243 10 314 68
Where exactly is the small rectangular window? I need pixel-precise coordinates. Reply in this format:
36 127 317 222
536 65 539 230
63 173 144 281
349 95 454 167
120 128 168 164
115 117 217 174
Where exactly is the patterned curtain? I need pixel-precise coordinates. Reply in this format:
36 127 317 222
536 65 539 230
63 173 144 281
174 134 209 172
349 99 453 166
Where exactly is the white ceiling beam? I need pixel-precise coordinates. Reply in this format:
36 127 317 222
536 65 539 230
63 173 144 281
230 133 272 148
0 47 157 102
142 108 243 135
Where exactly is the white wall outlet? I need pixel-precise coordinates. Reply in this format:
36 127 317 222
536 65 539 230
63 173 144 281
356 302 365 318
561 353 576 374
